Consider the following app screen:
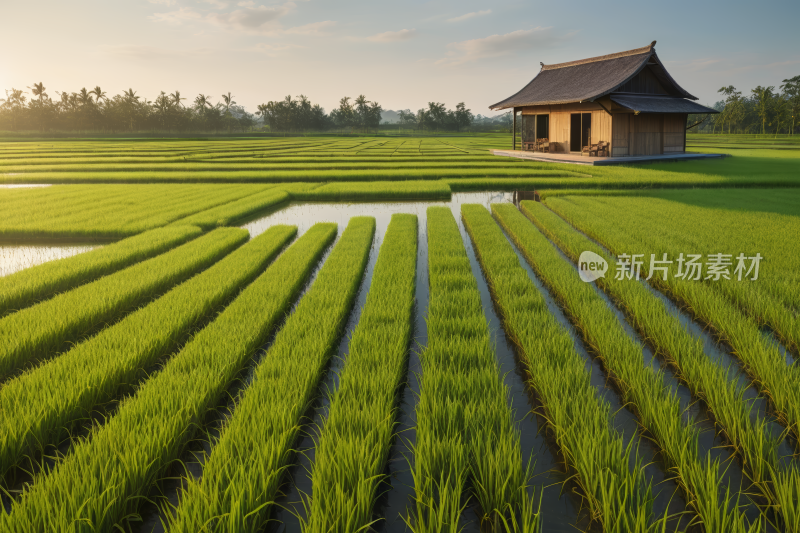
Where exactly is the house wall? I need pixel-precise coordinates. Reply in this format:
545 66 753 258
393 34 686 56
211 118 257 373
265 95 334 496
521 102 612 153
521 104 688 156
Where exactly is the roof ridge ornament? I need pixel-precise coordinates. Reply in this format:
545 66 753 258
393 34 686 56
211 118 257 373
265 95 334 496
541 42 655 71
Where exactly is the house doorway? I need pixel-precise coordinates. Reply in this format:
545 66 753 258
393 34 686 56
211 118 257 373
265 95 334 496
569 113 591 152
521 114 550 150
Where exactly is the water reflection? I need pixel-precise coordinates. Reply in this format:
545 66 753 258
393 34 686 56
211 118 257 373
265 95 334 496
0 244 98 277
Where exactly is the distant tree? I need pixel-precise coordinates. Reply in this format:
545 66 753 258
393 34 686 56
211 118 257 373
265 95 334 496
454 102 474 132
221 92 235 114
398 109 416 129
194 94 212 114
91 86 107 103
781 75 800 135
717 86 744 134
28 82 47 102
170 91 185 108
751 86 774 135
331 96 354 130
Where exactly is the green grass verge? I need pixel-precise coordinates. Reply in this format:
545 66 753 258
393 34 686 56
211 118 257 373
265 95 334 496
167 217 374 533
0 223 336 532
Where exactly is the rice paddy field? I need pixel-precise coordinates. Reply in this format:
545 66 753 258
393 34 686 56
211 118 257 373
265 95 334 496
0 134 798 533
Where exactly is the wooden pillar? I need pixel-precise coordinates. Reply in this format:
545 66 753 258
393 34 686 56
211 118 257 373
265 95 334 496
512 107 517 150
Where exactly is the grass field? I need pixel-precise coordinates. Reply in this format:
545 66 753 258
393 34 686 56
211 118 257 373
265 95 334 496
0 133 798 533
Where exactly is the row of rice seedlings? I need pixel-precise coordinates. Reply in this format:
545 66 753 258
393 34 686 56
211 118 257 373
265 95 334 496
460 204 656 532
0 155 503 166
0 184 275 238
0 223 338 532
0 225 200 317
409 206 538 533
165 216 375 532
172 189 290 229
543 194 800 355
0 167 575 185
0 227 247 380
294 180 451 202
0 161 543 173
519 200 800 530
445 176 589 192
543 198 800 446
0 225 297 483
489 204 758 532
301 213 417 532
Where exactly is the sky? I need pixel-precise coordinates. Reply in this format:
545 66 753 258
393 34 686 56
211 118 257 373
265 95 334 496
2 0 798 116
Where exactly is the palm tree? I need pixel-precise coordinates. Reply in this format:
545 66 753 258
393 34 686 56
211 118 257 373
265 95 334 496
170 91 186 108
221 92 236 114
256 103 269 128
27 82 47 102
123 88 140 103
194 94 212 113
77 87 94 107
91 86 107 102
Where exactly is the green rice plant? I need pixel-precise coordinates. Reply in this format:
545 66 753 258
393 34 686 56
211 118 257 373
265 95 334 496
0 227 247 380
544 196 800 445
166 216 375 533
0 223 337 532
0 225 201 316
301 213 417 533
171 189 290 229
489 204 757 532
0 184 276 238
0 161 545 173
520 200 799 528
541 191 800 354
0 167 582 184
295 180 451 201
460 204 655 532
0 225 296 482
409 206 538 533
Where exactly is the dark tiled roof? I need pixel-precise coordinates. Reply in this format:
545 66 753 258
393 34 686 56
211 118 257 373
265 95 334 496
610 94 719 114
489 42 697 110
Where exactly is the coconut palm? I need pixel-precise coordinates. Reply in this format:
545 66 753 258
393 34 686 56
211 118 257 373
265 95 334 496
77 87 94 107
123 88 140 103
91 86 107 102
221 92 236 114
27 82 47 102
170 91 186 108
194 94 212 112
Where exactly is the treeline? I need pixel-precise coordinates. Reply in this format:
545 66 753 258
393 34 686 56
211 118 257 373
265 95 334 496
689 76 800 134
0 84 502 134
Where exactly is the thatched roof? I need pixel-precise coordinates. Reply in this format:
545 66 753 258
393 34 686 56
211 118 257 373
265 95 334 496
489 42 701 110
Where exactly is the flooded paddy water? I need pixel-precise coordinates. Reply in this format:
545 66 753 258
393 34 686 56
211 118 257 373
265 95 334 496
0 243 98 277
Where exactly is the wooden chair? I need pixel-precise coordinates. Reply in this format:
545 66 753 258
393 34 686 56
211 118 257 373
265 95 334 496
539 138 549 153
596 141 609 157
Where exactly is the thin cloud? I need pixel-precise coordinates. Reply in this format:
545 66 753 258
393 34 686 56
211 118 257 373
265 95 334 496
104 45 213 60
148 0 177 6
366 29 416 42
204 0 229 8
285 20 336 35
438 27 574 65
149 7 203 25
446 10 491 23
150 2 302 35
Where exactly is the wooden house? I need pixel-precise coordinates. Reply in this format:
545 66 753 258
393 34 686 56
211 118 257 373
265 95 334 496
490 41 718 157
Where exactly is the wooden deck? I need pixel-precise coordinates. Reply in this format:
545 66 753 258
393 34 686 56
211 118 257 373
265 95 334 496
491 150 726 166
